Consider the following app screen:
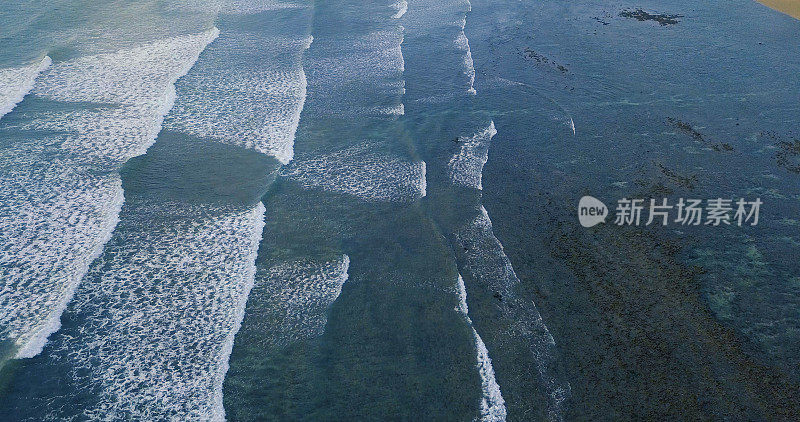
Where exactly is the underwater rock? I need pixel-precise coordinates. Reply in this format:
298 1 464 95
656 163 698 190
776 139 800 173
523 48 569 74
667 117 734 152
620 9 683 26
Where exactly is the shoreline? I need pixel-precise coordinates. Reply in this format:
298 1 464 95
757 0 800 20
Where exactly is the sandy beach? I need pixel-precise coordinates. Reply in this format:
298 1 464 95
758 0 800 20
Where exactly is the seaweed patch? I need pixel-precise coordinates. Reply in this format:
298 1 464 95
762 131 800 173
523 48 569 74
620 9 683 26
667 118 734 152
776 140 800 174
668 117 705 142
656 162 698 190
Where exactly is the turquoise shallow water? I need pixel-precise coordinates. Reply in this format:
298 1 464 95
0 0 799 420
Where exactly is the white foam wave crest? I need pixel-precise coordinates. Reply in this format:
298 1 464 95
35 29 217 104
175 0 309 15
243 255 350 348
307 28 405 118
392 0 408 18
214 204 267 422
30 29 219 164
312 30 405 88
456 275 507 421
399 30 406 73
14 93 177 164
456 207 569 420
44 202 265 421
0 167 124 359
165 34 313 164
282 142 427 202
456 19 477 95
377 103 405 116
0 56 51 119
0 30 218 359
400 0 475 95
449 121 497 190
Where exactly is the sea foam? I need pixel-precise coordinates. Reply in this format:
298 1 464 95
306 27 405 119
0 170 124 359
43 202 265 421
29 29 219 164
0 56 51 119
165 33 313 164
0 29 217 359
242 255 351 348
392 0 408 18
176 0 309 15
456 275 508 421
449 121 497 190
455 25 477 95
456 207 569 421
282 142 427 202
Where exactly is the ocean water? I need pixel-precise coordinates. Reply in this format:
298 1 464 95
463 0 800 418
1 0 799 420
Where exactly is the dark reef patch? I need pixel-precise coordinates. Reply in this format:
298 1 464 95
620 9 683 26
763 132 800 174
656 162 698 190
711 142 735 152
667 117 735 152
776 140 800 173
522 48 569 74
591 11 614 26
668 117 705 142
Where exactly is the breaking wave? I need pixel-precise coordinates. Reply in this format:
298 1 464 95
0 29 218 359
165 33 313 164
241 255 351 348
282 142 426 202
392 0 408 19
456 16 476 95
0 56 51 119
456 275 507 421
456 207 569 421
449 121 497 189
45 202 265 421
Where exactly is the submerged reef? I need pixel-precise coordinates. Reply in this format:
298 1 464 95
523 48 569 74
763 132 800 174
620 9 683 26
668 118 735 152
